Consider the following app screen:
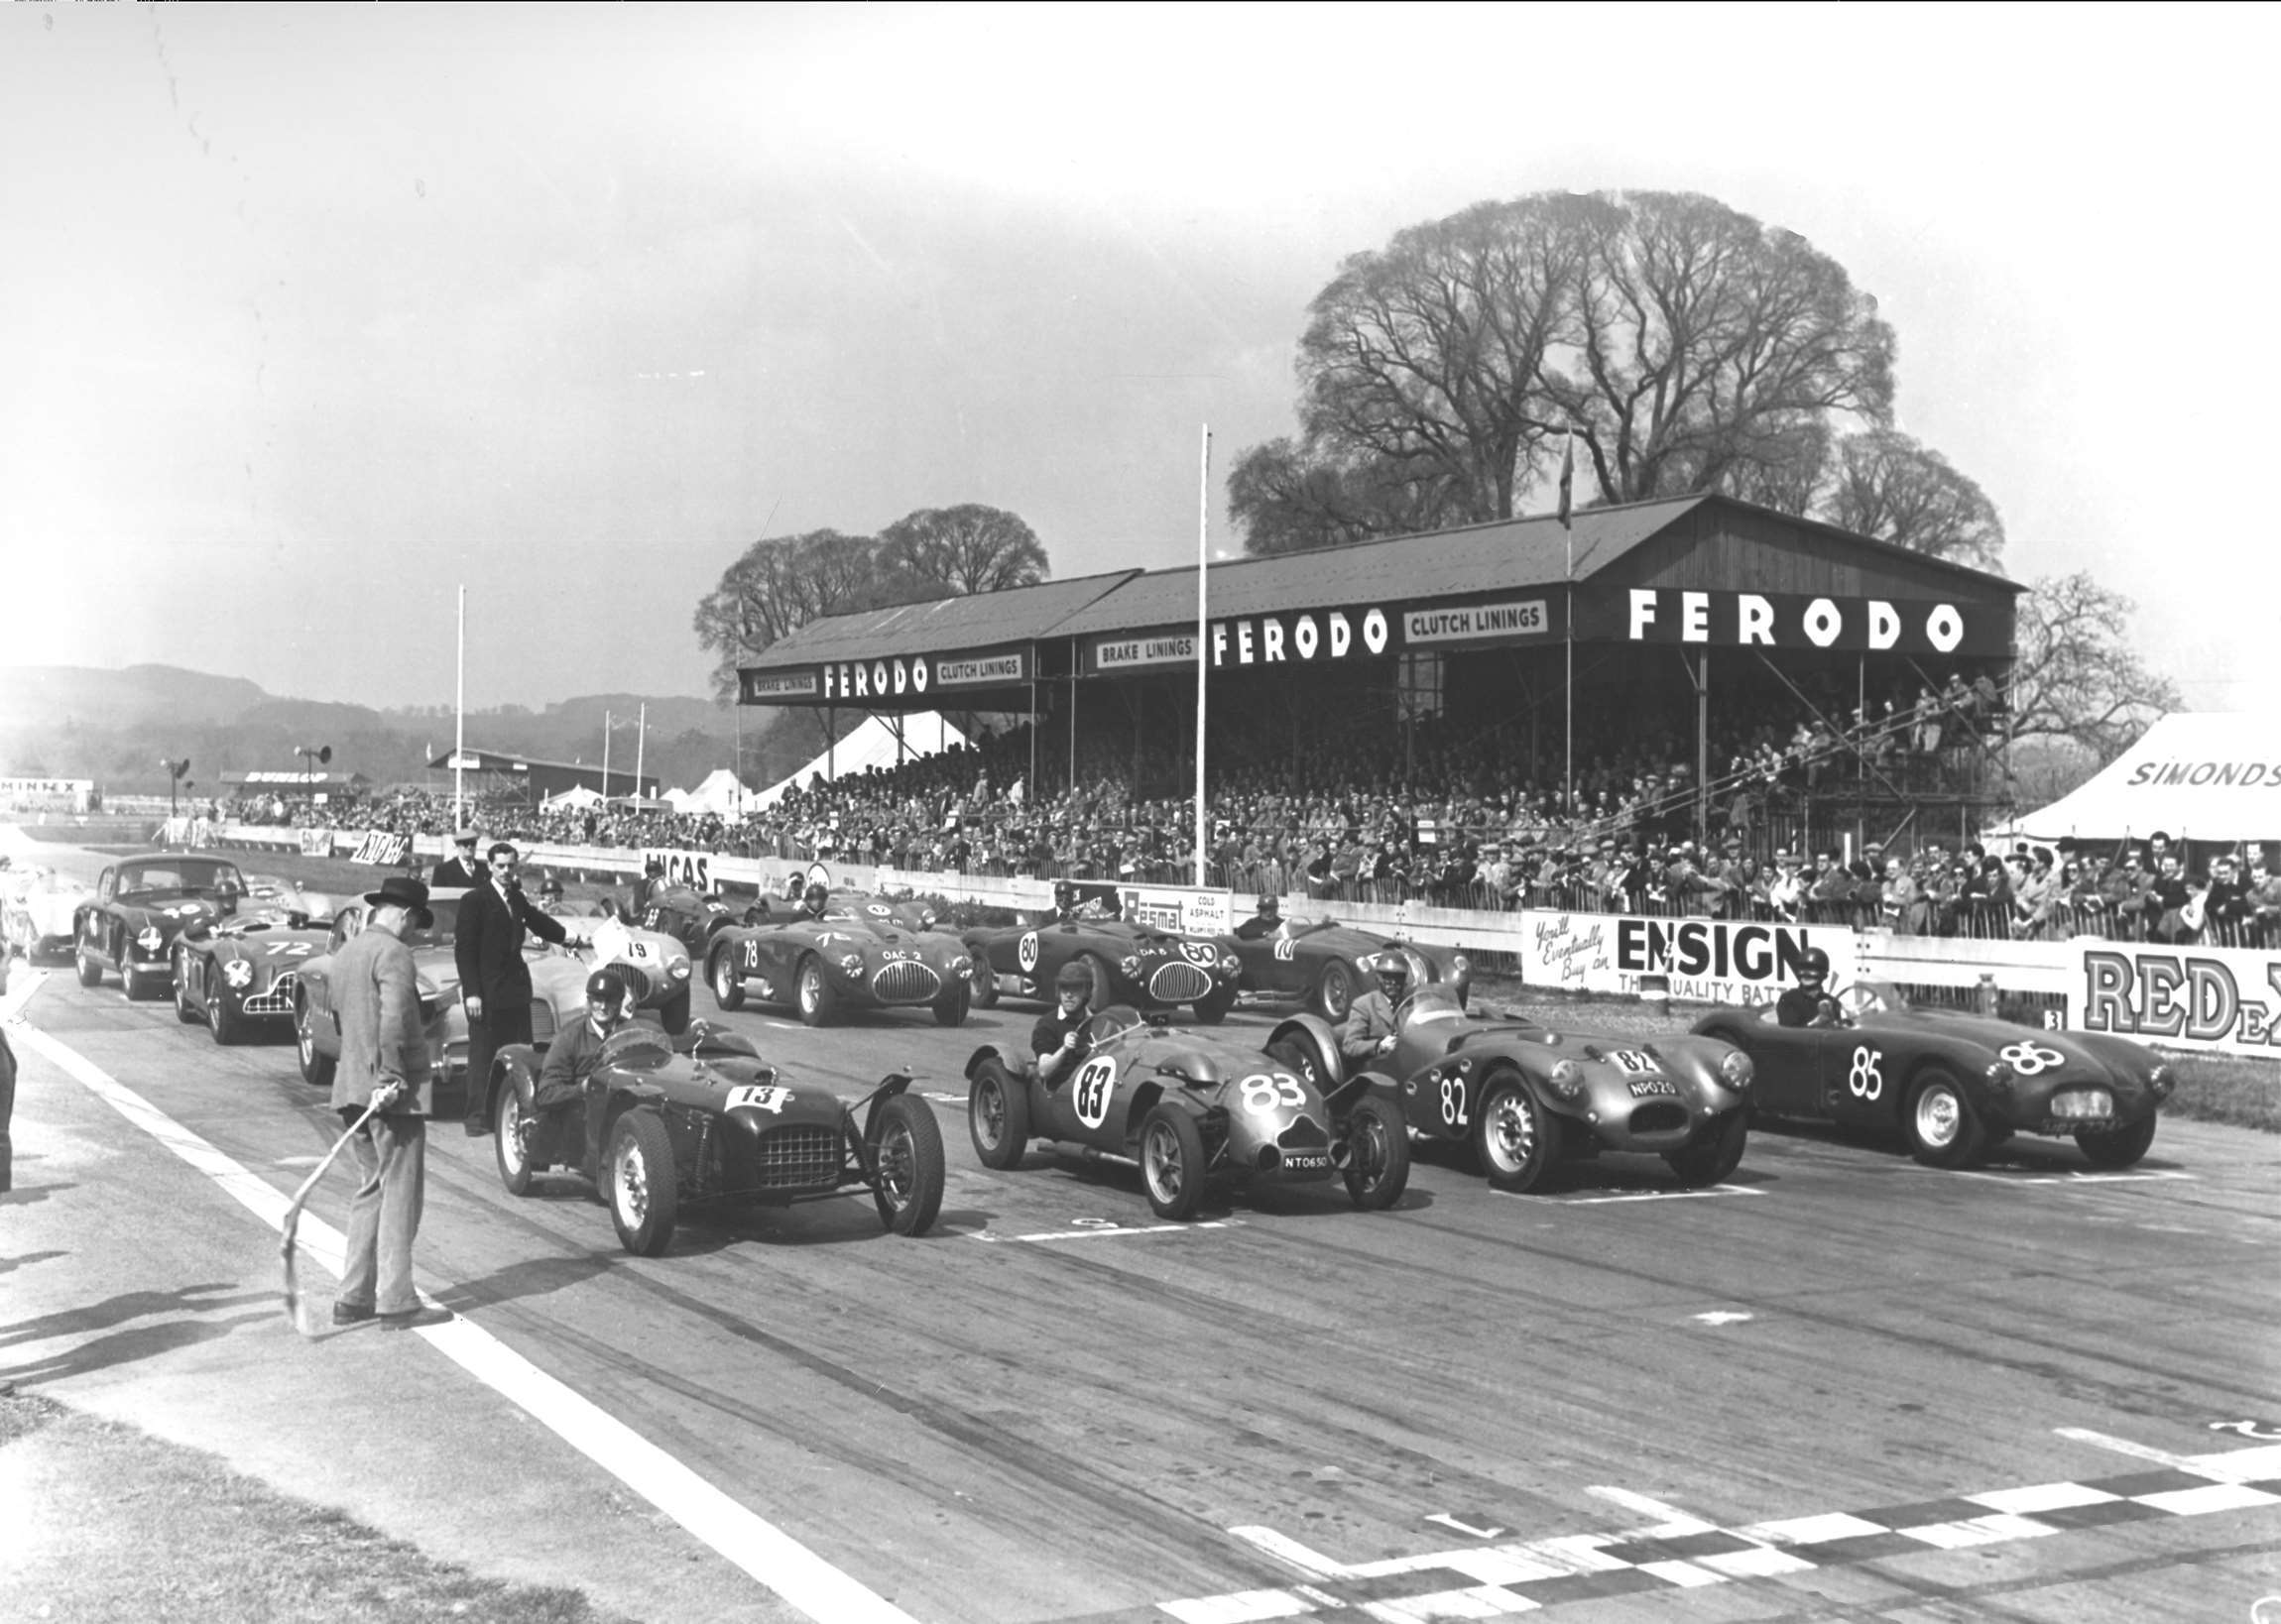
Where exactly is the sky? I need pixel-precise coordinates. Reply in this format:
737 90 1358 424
2 2 2274 717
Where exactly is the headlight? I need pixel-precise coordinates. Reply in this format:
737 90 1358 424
1718 1050 1753 1091
1451 954 1471 977
1121 956 1141 978
838 953 865 977
1983 1059 2016 1097
223 959 254 989
669 960 689 981
1546 1060 1585 1101
1220 954 1242 977
136 926 164 951
2147 1062 2175 1102
920 909 938 931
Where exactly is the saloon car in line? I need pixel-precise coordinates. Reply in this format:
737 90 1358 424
72 854 251 999
489 1020 944 1255
706 898 975 1026
1691 979 2173 1169
1321 985 1755 1193
964 917 1245 1023
963 1005 1407 1220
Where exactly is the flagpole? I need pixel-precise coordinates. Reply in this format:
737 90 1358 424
1560 427 1575 819
453 584 466 831
1195 424 1211 888
635 701 647 801
601 710 611 801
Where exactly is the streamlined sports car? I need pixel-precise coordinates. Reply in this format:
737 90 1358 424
172 904 331 1045
963 1006 1408 1220
488 1020 943 1256
292 894 690 1107
1223 914 1470 1021
963 917 1244 1023
625 884 758 962
706 900 975 1026
1327 985 1754 1193
1691 979 2174 1169
72 854 250 998
3 867 91 962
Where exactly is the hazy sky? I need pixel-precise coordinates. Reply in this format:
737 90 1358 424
4 3 2273 716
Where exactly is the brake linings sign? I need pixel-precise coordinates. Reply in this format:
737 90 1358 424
1520 911 1859 1004
2068 943 2281 1056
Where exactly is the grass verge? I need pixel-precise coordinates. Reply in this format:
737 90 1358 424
0 1388 630 1623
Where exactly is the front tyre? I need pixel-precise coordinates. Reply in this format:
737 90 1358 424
173 957 201 1025
795 956 838 1027
2075 1113 2157 1169
1313 960 1355 1023
493 1056 541 1198
1140 1103 1210 1220
1341 1096 1410 1210
296 999 336 1088
871 1095 945 1236
967 1056 1031 1170
931 976 970 1028
658 986 691 1035
1474 1072 1563 1193
1904 1067 1986 1169
1192 982 1237 1025
207 986 246 1046
74 942 103 987
708 948 745 1011
606 1110 679 1257
1665 1110 1747 1188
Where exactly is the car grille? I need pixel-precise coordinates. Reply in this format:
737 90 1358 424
872 960 942 1001
1277 1115 1328 1150
613 965 656 1003
530 998 556 1047
753 1123 841 1189
242 973 296 1016
1627 1102 1690 1135
1147 962 1213 1002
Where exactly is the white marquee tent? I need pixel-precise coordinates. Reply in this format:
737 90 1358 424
541 784 604 811
1989 713 2280 845
753 712 969 810
665 767 753 818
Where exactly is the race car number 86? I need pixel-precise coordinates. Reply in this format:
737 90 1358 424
1999 1041 2066 1076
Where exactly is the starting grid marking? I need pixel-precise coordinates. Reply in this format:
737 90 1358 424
1156 1434 2281 1622
1495 1184 1766 1207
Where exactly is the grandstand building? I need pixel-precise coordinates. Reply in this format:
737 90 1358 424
734 494 2023 852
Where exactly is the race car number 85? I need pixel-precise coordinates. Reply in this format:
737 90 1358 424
1999 1041 2066 1076
1072 1056 1117 1128
1240 1074 1306 1113
1848 1046 1884 1101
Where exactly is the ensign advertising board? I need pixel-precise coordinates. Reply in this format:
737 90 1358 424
1519 912 1860 1004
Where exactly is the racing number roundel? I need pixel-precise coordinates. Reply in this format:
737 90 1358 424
1072 1055 1117 1128
1998 1041 2066 1076
1018 930 1040 973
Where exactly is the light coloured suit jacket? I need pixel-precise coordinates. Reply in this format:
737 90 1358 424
327 925 433 1116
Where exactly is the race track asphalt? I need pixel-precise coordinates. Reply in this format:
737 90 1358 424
4 833 2280 1623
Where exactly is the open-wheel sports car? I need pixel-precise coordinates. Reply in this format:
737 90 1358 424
4 867 91 963
293 892 689 1110
963 917 1244 1023
1690 978 2174 1169
72 854 250 999
488 1020 944 1256
1329 985 1754 1193
706 899 975 1027
962 1006 1408 1220
172 903 331 1045
1224 915 1470 1021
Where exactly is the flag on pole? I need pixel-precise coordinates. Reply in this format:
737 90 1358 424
1556 426 1575 531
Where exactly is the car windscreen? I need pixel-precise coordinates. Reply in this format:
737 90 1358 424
118 861 245 896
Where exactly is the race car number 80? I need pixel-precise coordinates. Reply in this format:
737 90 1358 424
1018 931 1040 973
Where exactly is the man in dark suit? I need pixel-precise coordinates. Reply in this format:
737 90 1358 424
430 829 485 889
455 840 573 1135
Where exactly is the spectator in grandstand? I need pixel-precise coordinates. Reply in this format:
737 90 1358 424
2143 851 2195 945
2010 849 2058 939
430 829 484 890
2202 852 2248 942
2247 849 2281 947
1806 849 1856 924
1734 854 1772 920
1765 849 1806 923
1880 854 1925 935
1963 852 2013 936
2100 848 2151 939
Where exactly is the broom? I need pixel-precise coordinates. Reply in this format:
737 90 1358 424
282 1097 383 1335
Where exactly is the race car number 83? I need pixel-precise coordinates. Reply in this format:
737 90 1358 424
1073 1056 1117 1128
1241 1073 1306 1113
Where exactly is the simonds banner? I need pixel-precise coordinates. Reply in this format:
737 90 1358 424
1520 911 1860 1004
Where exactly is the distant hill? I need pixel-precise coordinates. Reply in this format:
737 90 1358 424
0 663 863 796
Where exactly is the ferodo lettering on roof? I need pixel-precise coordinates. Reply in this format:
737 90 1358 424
1608 589 2002 656
1211 608 1391 667
811 648 1031 700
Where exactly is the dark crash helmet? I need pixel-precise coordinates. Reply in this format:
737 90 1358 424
645 858 665 876
584 966 629 1007
1256 893 1280 918
1796 946 1832 988
1052 878 1079 910
1055 960 1093 998
802 881 830 915
1373 951 1411 995
538 873 564 900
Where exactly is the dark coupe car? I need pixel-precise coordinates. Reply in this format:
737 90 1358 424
489 1021 944 1255
73 854 249 999
963 1006 1407 1220
1691 979 2173 1169
172 903 331 1045
705 900 976 1026
964 917 1244 1023
1325 985 1755 1193
1224 916 1470 1021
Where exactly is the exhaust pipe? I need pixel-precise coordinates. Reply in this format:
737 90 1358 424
1329 1137 1353 1170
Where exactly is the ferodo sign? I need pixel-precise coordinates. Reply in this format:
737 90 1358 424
1610 589 2003 657
1520 911 1858 1004
2071 944 2281 1056
813 647 1030 701
1210 608 1391 668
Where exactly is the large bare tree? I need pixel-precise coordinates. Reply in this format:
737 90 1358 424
2007 572 2181 761
1818 429 2004 568
691 528 887 701
875 504 1050 596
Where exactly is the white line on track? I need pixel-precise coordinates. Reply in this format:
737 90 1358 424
7 1013 921 1624
1495 1184 1767 1205
975 1220 1234 1243
1942 1168 2195 1186
1586 1485 1718 1534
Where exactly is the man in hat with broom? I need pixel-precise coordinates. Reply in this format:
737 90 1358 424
328 874 451 1331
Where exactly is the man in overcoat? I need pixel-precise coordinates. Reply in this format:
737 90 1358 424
455 841 570 1134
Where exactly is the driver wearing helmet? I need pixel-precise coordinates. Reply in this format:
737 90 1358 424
1340 951 1411 1066
531 966 636 1180
1032 960 1095 1090
537 873 565 906
1044 878 1083 926
799 881 832 922
1777 946 1841 1028
632 857 668 913
1234 893 1284 941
